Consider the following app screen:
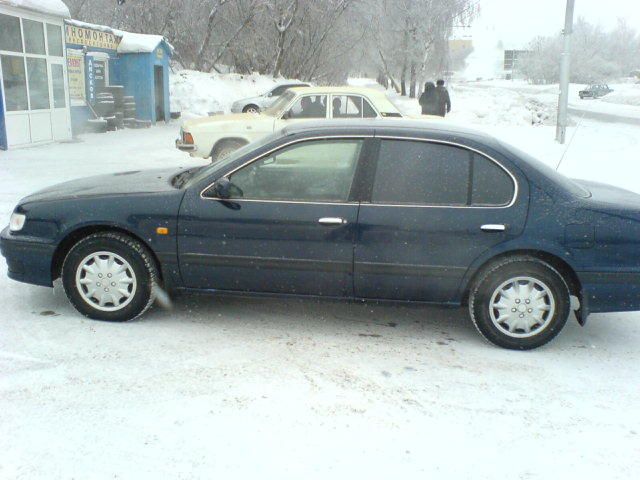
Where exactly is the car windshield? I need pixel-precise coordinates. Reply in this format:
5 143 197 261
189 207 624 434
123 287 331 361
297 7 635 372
184 132 283 188
262 90 296 117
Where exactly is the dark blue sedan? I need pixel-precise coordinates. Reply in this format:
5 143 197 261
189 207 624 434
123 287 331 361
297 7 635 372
2 120 640 349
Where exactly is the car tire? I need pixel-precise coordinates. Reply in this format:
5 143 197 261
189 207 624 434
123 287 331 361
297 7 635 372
211 139 245 162
468 256 571 350
61 232 158 322
242 104 260 114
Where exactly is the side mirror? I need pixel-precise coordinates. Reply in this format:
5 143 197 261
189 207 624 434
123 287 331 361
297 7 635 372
213 177 232 199
282 110 291 120
212 177 243 199
267 92 273 98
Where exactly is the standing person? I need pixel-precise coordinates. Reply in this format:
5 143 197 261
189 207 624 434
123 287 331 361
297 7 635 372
435 79 451 117
419 82 439 116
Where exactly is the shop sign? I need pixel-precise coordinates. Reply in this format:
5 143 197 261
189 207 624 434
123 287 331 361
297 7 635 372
65 24 121 50
67 51 86 106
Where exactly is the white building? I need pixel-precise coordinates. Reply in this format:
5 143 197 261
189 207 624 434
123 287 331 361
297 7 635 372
0 0 72 150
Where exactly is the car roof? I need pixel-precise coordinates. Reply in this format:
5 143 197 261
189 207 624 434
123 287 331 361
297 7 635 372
286 86 402 114
281 118 498 144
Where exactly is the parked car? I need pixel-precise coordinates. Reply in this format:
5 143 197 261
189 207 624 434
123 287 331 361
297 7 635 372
230 82 311 113
579 84 613 99
176 86 403 161
4 120 640 350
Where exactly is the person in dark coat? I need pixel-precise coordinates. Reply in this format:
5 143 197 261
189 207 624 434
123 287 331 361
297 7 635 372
419 82 439 115
435 79 451 117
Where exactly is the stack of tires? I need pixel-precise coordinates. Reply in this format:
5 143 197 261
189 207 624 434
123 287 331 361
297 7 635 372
123 96 137 128
103 85 125 130
95 92 116 131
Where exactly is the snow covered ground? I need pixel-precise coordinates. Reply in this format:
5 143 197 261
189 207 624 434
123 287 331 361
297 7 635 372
1 79 640 479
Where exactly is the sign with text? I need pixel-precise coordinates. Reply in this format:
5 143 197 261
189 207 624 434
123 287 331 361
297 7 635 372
65 24 121 50
67 51 86 106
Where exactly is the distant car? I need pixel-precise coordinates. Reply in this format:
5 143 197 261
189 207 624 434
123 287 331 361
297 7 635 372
230 83 311 113
579 84 613 99
176 86 404 161
5 120 640 350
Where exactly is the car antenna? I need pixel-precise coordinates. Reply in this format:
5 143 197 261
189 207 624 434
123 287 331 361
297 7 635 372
555 110 586 171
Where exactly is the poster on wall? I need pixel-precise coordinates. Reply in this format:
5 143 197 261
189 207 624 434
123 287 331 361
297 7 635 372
67 50 86 106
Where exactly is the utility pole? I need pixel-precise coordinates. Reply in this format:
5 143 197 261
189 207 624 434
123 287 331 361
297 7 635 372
555 0 576 144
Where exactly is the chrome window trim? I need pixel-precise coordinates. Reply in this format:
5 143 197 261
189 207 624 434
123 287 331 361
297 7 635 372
199 134 520 209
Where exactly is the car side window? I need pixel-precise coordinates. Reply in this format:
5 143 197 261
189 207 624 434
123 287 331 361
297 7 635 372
270 85 290 96
287 95 327 119
472 153 515 206
371 140 514 207
332 96 377 119
228 139 363 202
372 140 470 206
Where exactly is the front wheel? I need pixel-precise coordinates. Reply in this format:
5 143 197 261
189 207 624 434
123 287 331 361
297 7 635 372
468 257 571 350
62 232 158 321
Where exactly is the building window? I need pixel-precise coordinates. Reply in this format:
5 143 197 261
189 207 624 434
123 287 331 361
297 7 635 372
23 19 46 55
51 63 66 108
1 55 28 111
26 57 50 109
0 14 22 52
46 24 64 57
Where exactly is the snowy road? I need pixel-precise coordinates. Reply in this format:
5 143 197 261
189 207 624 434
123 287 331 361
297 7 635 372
1 123 640 479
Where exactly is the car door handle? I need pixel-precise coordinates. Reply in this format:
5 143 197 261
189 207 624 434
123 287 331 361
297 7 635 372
481 224 507 232
318 217 348 226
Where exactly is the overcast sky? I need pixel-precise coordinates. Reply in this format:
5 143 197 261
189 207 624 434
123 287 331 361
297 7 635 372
469 0 640 48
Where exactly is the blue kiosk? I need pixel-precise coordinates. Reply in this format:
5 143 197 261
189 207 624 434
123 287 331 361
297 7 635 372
64 20 173 131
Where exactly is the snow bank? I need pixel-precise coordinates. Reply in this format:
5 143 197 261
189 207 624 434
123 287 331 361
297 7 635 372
0 0 70 17
170 69 296 118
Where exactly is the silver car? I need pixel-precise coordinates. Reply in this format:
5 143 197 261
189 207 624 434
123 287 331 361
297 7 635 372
230 82 311 113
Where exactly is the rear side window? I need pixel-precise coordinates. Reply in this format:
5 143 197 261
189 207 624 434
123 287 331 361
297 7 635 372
371 140 515 207
472 153 514 206
372 141 470 206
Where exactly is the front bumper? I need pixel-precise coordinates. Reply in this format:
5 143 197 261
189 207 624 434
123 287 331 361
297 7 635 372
175 138 197 152
0 227 56 287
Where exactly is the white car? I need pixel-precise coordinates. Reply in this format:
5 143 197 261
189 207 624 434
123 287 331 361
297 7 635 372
177 86 404 160
230 82 311 113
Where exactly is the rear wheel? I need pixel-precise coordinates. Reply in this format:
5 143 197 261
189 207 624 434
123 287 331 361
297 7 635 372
62 232 158 321
468 257 571 350
242 104 260 113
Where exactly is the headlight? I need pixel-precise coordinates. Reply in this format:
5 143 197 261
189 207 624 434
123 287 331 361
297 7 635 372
9 213 26 232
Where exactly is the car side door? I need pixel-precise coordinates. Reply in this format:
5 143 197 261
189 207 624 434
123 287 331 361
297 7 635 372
354 137 528 303
177 136 369 296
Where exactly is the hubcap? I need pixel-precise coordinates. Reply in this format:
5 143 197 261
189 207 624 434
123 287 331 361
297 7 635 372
246 107 259 113
75 251 137 312
489 276 555 338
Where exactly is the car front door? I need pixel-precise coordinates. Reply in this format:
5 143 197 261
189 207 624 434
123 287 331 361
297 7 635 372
178 137 366 296
354 138 528 303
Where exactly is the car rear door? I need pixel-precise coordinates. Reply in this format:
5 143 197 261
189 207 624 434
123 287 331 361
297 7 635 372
177 136 370 297
354 137 528 303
